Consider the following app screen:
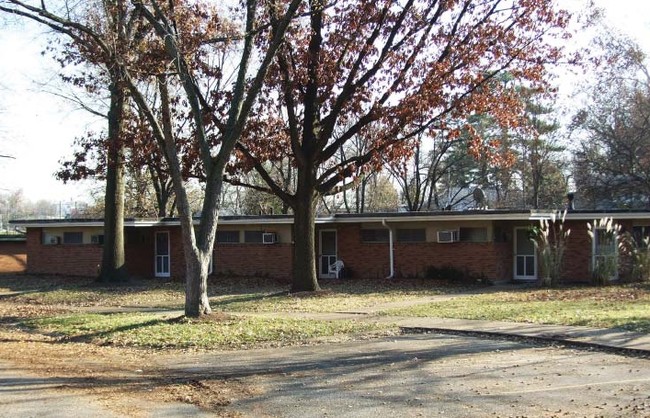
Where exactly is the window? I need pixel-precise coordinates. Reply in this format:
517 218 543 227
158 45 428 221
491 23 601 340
244 230 264 243
361 229 389 243
217 231 240 243
396 228 426 242
63 232 83 244
632 226 650 247
459 227 488 242
593 227 619 281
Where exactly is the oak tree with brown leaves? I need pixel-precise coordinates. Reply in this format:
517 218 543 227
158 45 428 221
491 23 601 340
232 0 575 292
56 114 177 217
122 0 301 316
0 0 160 282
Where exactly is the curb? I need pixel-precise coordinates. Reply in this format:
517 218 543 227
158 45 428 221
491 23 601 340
400 326 650 359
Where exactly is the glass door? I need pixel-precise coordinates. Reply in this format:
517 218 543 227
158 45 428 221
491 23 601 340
593 228 618 281
514 227 536 280
155 231 170 278
319 230 337 278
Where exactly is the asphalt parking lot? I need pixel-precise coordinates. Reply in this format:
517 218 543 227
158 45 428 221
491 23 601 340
157 332 650 417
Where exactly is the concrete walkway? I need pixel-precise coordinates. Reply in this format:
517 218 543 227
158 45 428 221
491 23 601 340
239 310 650 355
227 282 650 355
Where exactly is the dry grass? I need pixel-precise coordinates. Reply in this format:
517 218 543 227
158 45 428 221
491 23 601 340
384 282 650 332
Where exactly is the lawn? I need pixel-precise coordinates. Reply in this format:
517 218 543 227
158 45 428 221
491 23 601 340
382 283 650 333
4 275 461 311
212 279 455 313
2 274 649 351
25 312 395 349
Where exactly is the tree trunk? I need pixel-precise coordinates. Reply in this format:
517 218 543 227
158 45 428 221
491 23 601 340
154 74 215 317
98 78 127 283
291 175 320 292
181 224 213 317
182 169 222 317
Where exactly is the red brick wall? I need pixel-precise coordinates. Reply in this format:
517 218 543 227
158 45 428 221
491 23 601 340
146 227 294 280
25 227 157 278
125 227 156 278
26 228 102 276
0 240 27 273
336 224 391 279
335 224 512 280
562 220 592 282
394 242 512 280
20 218 633 282
214 243 293 279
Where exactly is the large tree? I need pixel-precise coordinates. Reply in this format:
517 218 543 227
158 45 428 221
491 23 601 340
56 108 177 217
232 0 574 291
0 0 152 282
121 0 301 316
516 88 566 209
572 35 650 209
2 0 301 317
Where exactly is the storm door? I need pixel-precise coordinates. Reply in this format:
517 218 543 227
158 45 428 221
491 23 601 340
155 231 171 278
319 230 337 279
514 227 536 280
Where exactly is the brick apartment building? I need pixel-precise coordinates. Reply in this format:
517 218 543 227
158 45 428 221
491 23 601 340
9 210 650 282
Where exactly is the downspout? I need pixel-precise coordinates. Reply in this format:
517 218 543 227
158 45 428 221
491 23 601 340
382 219 394 279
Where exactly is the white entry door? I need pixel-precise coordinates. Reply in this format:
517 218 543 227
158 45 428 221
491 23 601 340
514 227 536 280
155 231 171 278
319 230 337 278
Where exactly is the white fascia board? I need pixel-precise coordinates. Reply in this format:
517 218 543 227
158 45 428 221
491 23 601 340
128 219 178 227
15 211 650 229
533 212 650 222
11 221 106 228
318 213 533 224
206 217 295 226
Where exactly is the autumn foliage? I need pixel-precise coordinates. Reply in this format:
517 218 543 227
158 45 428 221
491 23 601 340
229 0 575 291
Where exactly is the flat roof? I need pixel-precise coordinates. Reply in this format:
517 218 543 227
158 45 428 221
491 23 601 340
9 209 650 228
0 234 26 242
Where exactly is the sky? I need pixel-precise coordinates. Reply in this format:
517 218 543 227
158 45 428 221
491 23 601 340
1 0 650 205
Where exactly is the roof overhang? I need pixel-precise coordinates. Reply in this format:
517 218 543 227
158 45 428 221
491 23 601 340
10 209 650 228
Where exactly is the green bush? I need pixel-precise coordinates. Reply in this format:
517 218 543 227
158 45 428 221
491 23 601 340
425 265 461 281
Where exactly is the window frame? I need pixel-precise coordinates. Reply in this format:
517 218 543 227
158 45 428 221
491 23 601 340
459 227 488 243
396 228 426 243
216 230 240 244
62 231 83 245
244 230 264 244
360 228 390 243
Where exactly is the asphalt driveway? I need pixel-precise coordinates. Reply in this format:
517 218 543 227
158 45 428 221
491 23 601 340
155 332 650 418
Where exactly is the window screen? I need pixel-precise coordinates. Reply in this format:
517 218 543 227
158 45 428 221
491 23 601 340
63 232 83 244
361 229 390 242
217 231 240 243
459 227 488 242
632 226 650 247
244 230 264 243
396 228 426 242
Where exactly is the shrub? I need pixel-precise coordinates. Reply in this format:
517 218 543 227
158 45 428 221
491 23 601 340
530 210 570 287
587 217 621 286
424 264 491 284
619 233 650 283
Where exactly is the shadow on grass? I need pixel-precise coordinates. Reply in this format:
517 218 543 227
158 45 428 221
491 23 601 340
0 333 536 414
25 316 180 345
210 291 289 309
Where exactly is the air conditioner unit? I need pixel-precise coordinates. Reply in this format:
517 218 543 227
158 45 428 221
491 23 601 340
91 234 104 245
437 230 458 243
262 232 277 244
